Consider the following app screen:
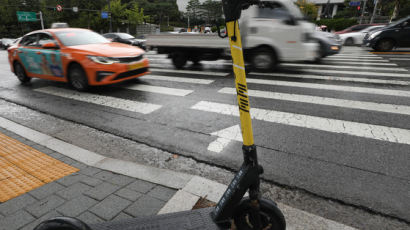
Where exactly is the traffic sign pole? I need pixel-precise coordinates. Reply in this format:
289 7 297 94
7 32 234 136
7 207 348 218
39 11 44 29
370 0 378 23
359 0 367 24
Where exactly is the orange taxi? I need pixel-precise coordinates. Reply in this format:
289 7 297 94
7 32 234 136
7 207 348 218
8 28 149 91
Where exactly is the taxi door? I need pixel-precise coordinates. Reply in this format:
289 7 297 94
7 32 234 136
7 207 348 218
17 33 43 76
35 33 65 81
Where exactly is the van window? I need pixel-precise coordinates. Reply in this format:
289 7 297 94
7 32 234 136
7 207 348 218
257 6 290 20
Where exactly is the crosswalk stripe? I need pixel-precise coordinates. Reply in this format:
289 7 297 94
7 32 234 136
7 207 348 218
142 75 214 84
123 84 193 96
219 87 410 116
191 101 410 145
389 58 410 61
323 61 397 66
151 67 227 76
151 69 410 85
333 54 380 57
282 63 408 72
246 78 410 97
243 72 410 85
327 56 382 59
35 87 162 114
301 69 410 78
151 67 410 79
149 58 395 66
324 58 388 62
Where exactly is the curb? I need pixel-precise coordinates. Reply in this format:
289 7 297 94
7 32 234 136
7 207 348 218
0 116 357 230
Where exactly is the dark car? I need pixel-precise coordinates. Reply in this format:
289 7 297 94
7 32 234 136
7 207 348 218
103 33 146 50
335 24 382 34
313 31 342 57
363 16 410 51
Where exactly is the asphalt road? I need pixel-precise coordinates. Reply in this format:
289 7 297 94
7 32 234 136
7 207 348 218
1 47 409 223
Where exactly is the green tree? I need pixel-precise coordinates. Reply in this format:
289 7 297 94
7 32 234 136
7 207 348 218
199 0 223 25
125 2 147 33
295 0 317 21
186 0 201 25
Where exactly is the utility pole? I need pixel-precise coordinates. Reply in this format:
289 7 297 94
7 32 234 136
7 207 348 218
359 0 367 24
107 0 112 32
370 0 378 24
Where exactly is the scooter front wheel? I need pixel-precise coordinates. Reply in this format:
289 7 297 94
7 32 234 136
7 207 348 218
33 217 91 230
233 198 286 230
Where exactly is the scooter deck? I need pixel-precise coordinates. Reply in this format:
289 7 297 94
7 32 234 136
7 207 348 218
90 207 223 230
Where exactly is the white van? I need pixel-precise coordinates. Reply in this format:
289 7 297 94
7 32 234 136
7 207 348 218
240 0 319 70
146 0 320 71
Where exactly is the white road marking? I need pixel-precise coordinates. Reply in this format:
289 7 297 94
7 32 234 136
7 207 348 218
151 67 227 76
389 58 410 61
301 69 410 78
323 61 397 66
252 72 410 85
246 78 410 97
124 84 193 96
219 87 410 116
191 101 410 145
332 54 380 58
35 86 161 114
324 58 388 62
208 125 243 153
327 56 383 59
282 63 408 72
142 74 214 84
151 66 410 79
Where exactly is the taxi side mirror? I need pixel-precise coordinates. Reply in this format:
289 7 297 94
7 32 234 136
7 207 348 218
42 42 59 49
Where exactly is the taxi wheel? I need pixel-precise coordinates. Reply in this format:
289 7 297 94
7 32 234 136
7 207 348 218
68 64 89 91
14 62 31 84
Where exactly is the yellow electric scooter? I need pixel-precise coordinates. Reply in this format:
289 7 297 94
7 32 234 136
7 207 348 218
34 1 285 229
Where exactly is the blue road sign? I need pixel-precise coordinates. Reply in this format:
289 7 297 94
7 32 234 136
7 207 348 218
101 11 108 19
349 1 361 6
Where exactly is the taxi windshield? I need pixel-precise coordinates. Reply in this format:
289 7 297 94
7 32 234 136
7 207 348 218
54 30 109 46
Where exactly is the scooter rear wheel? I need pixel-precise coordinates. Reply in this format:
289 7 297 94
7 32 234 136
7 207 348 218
233 198 286 230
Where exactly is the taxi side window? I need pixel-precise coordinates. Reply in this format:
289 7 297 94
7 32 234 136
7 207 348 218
38 33 56 46
20 34 38 47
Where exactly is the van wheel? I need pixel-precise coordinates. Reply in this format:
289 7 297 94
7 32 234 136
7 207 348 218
14 62 31 84
172 52 187 69
251 48 277 72
344 37 354 46
191 57 200 65
68 64 89 91
375 39 394 52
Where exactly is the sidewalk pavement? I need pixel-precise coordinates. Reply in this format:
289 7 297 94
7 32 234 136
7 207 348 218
0 116 357 230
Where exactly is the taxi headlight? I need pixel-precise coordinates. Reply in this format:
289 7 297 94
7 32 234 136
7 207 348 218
87 56 119 65
369 31 381 40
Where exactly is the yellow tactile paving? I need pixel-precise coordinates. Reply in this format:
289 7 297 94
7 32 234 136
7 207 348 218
0 132 79 202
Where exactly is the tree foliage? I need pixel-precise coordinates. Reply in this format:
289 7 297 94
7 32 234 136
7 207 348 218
0 0 174 38
295 0 317 21
185 0 223 26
